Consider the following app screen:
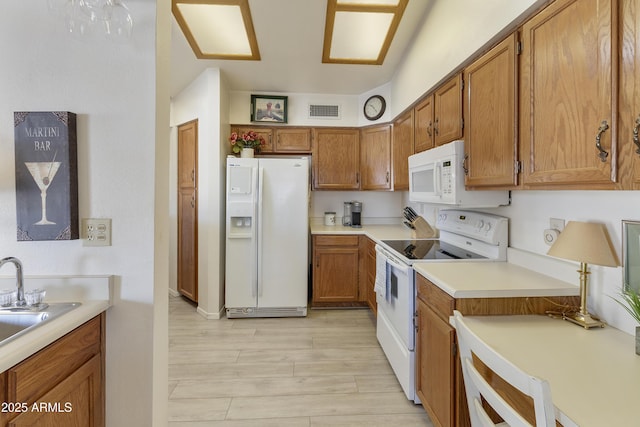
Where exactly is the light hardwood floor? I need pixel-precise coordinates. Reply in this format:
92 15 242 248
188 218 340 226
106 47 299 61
168 295 433 426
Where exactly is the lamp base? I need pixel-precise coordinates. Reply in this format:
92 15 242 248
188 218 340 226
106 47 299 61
563 311 605 329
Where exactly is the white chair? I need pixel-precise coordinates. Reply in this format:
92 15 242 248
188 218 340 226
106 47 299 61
451 311 556 427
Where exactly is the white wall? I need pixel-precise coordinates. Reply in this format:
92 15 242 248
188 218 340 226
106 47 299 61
0 2 169 426
390 0 545 115
489 191 640 334
170 68 229 318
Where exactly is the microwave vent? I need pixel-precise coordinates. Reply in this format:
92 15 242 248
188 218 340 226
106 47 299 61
308 104 341 119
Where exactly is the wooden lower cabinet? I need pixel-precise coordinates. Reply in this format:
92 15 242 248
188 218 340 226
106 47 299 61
416 298 455 427
0 314 105 427
312 235 368 307
415 274 579 427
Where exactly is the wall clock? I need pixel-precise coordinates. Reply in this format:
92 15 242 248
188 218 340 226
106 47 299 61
363 95 386 121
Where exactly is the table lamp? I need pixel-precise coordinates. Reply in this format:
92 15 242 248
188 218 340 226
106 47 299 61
547 221 620 329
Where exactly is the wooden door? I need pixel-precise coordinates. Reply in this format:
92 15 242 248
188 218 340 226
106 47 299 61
434 74 463 146
275 128 311 153
520 0 616 187
312 128 360 190
177 120 198 302
620 0 640 189
414 95 435 153
360 125 391 190
392 110 414 190
464 34 518 188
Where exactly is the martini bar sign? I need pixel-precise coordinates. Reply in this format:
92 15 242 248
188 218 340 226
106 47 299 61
14 111 79 241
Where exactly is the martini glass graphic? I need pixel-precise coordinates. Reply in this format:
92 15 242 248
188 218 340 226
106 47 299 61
25 160 61 225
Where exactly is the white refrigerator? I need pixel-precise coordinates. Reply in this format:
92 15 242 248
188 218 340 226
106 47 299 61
225 156 309 318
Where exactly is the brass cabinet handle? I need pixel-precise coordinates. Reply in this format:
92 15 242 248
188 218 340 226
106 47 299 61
426 120 432 137
462 154 469 175
595 120 610 162
434 118 439 136
190 196 195 208
191 169 195 182
386 171 390 183
633 116 640 155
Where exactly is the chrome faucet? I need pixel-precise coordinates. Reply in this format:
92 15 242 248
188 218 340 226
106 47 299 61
0 257 25 306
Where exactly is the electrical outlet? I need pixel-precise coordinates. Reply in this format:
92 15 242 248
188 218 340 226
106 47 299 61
550 218 565 232
83 218 112 246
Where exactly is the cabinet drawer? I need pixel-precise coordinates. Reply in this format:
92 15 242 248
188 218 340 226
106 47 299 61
314 235 360 246
417 275 454 322
7 315 102 403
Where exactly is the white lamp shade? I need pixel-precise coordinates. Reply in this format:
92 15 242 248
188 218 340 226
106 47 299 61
547 221 620 267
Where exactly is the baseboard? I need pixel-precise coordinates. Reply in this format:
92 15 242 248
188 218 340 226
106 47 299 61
168 288 180 297
196 305 225 320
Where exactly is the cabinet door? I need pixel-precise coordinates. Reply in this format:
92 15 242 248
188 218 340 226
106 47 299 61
232 127 274 153
275 128 312 153
464 34 518 188
417 299 456 427
312 247 359 303
365 238 377 314
620 0 640 189
434 74 464 146
392 110 414 190
8 355 103 427
414 95 435 153
360 125 391 190
520 0 616 187
312 128 360 190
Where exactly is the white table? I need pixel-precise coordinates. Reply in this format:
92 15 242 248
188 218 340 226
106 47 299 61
460 315 640 427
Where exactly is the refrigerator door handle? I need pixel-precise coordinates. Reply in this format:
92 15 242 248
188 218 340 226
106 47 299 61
257 167 264 297
250 166 259 298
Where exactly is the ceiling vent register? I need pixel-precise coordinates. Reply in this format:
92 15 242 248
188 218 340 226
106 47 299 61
309 104 341 119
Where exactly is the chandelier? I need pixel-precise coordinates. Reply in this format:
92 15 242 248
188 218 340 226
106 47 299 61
48 0 134 42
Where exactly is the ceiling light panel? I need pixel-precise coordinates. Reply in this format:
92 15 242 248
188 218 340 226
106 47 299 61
172 0 260 60
323 0 408 65
331 12 394 60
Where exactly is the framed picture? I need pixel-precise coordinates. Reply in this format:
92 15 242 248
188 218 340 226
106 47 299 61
14 111 79 241
251 95 288 123
623 220 640 293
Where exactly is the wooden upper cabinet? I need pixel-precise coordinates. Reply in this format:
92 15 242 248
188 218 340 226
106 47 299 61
312 128 360 190
434 73 464 146
620 0 640 189
414 95 435 153
360 125 391 190
520 0 616 188
275 128 312 153
464 33 518 188
231 126 274 153
392 110 414 190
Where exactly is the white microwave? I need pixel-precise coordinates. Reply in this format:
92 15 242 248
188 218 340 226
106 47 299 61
408 140 509 207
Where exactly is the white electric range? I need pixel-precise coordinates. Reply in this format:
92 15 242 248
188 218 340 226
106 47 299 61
374 209 508 403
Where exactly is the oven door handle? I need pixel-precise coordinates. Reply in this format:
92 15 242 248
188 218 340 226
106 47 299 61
383 252 411 273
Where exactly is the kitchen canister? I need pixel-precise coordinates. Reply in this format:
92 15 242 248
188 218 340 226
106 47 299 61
324 212 336 226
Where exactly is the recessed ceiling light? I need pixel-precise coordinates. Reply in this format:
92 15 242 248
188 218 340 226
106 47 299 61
323 0 408 65
172 0 260 60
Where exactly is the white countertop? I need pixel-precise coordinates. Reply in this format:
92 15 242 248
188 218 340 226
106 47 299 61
460 314 639 427
310 223 414 243
414 262 579 298
0 275 112 372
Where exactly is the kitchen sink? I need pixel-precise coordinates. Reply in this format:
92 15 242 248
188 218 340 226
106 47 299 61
0 302 81 347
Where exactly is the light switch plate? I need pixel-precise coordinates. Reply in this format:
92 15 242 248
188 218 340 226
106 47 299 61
82 218 112 246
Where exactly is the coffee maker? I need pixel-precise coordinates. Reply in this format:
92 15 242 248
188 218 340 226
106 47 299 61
351 201 362 228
